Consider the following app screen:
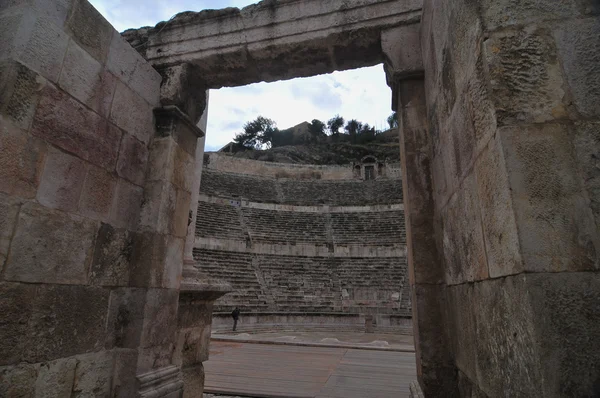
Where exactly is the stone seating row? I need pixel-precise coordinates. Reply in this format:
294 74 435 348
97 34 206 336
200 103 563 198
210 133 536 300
195 200 406 245
193 249 410 315
200 170 403 206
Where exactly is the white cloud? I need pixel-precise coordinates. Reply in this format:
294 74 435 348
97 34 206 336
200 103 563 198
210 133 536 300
89 0 393 152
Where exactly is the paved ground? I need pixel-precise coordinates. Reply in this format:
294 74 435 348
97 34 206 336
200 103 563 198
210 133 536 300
204 340 417 398
211 331 415 352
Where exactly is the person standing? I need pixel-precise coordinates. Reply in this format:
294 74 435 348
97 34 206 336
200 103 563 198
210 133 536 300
232 307 240 332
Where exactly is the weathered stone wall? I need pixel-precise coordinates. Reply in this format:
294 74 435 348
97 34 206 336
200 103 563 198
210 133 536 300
413 0 600 396
0 1 198 396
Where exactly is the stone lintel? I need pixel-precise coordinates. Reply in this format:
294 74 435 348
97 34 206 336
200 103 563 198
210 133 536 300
158 64 207 125
137 365 184 398
125 0 423 88
179 267 233 301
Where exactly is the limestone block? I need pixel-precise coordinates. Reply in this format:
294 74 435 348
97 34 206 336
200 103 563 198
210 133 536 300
475 134 522 278
472 276 542 396
71 351 114 397
446 88 477 180
136 343 176 375
65 0 113 63
130 232 182 289
0 363 39 398
0 194 19 271
16 14 69 83
479 0 579 31
0 282 37 366
34 357 77 398
0 60 47 130
110 179 143 230
440 172 488 285
116 133 149 186
110 81 154 145
173 189 191 238
172 143 194 193
500 123 600 272
177 326 211 366
381 23 423 81
139 288 179 348
0 117 46 199
159 64 207 123
79 165 117 221
106 288 146 349
138 181 176 236
0 0 72 27
484 28 568 126
31 84 122 170
182 364 204 398
90 223 133 286
553 17 600 118
25 284 110 362
4 202 97 285
111 349 138 398
146 136 195 193
527 272 600 397
572 121 600 226
36 147 87 212
58 40 117 117
107 31 161 106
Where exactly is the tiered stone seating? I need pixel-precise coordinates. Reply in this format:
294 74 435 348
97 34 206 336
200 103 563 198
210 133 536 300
279 179 403 205
242 208 327 244
200 170 278 202
193 249 269 313
368 179 404 204
195 201 245 240
256 255 341 312
330 210 406 245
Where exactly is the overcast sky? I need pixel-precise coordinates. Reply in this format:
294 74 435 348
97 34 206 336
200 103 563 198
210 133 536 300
90 0 393 151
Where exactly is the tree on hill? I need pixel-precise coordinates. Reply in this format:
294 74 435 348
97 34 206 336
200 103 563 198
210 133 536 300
308 119 326 136
327 115 345 136
387 112 398 129
234 116 279 149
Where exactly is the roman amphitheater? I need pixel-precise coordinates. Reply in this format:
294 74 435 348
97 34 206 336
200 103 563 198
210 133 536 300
1 0 600 397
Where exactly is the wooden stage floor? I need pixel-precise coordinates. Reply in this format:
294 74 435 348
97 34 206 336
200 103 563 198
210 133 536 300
204 341 417 398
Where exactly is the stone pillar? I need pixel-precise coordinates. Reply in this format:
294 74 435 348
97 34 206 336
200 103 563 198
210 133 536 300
383 25 459 397
183 91 209 267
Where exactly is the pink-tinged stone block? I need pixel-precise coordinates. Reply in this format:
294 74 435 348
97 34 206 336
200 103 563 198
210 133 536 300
116 133 149 186
31 84 121 170
0 117 46 199
110 82 154 145
110 179 143 231
58 40 117 118
79 164 117 221
4 202 97 285
65 0 113 63
37 147 87 212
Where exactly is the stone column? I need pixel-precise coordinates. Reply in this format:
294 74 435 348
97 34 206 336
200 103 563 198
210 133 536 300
183 91 209 267
382 25 459 396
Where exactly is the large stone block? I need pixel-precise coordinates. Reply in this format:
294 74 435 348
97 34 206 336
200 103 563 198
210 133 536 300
58 40 117 117
79 164 117 221
65 0 113 63
90 223 133 286
500 123 600 272
36 147 87 212
553 17 600 118
106 288 146 349
479 0 580 31
71 351 114 397
116 133 149 186
475 134 523 278
16 13 69 83
440 172 488 285
0 194 19 270
34 357 77 398
0 117 46 199
138 181 176 235
110 81 154 145
572 121 600 226
130 232 183 289
0 363 39 398
110 179 143 230
527 272 600 397
472 276 542 396
484 27 567 126
140 288 179 348
31 84 122 170
25 284 110 362
0 0 72 27
111 349 138 398
0 282 37 366
0 60 47 130
4 202 97 284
